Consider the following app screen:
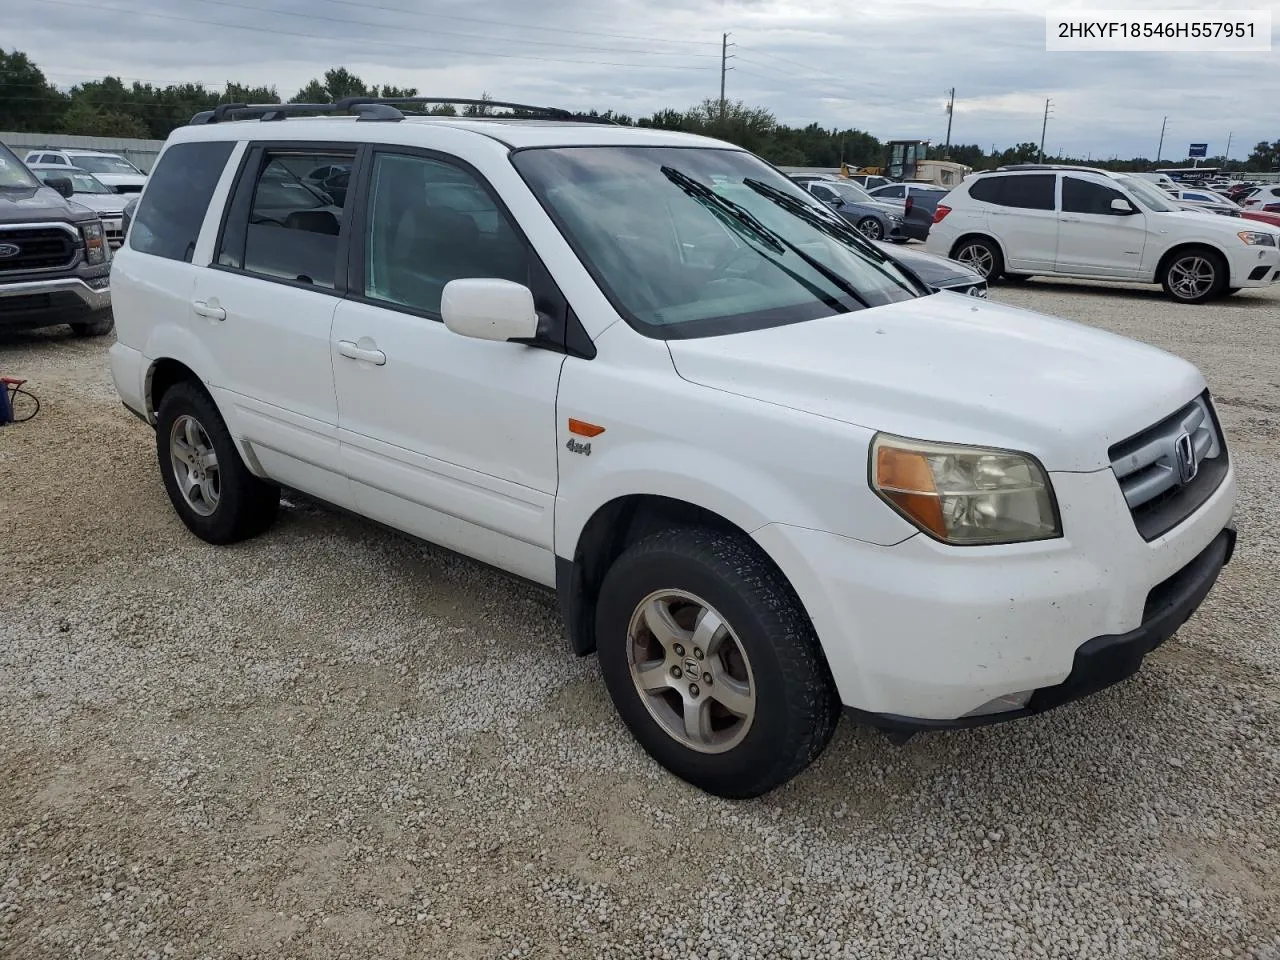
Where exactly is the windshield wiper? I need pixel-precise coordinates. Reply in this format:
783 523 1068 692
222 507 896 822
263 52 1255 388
661 166 871 310
741 178 923 296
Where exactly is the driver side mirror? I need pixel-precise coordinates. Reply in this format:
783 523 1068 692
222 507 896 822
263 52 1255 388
441 278 540 343
1111 198 1137 215
48 176 74 199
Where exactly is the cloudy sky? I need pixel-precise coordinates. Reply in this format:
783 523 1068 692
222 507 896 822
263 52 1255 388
5 0 1278 159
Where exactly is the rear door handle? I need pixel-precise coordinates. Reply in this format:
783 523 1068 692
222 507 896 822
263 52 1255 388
192 300 225 321
336 339 387 366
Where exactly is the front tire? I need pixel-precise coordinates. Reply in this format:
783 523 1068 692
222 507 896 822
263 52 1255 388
156 381 280 545
595 528 840 798
855 217 885 241
70 312 115 337
1161 248 1228 303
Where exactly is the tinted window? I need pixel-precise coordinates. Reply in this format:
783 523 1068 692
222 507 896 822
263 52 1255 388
968 174 1055 210
130 140 234 262
364 153 531 315
221 149 354 288
809 184 838 202
875 184 905 198
1062 177 1129 215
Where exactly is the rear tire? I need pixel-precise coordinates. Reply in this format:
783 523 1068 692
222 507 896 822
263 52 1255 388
1160 247 1228 304
595 527 840 798
951 236 1002 280
155 381 280 545
70 312 115 337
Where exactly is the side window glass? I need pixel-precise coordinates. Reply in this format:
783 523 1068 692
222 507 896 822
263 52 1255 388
1062 177 1125 215
998 174 1056 210
364 153 530 315
129 140 234 262
224 150 354 288
968 175 1005 204
811 185 836 202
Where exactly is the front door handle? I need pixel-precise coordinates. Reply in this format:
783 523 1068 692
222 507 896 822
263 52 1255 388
336 339 387 366
192 300 226 321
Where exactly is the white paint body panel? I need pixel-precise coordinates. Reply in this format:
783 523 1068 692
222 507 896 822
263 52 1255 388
111 120 1240 722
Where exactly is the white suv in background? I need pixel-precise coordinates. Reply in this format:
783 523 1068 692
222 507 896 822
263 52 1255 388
110 101 1237 798
24 148 148 194
926 164 1280 302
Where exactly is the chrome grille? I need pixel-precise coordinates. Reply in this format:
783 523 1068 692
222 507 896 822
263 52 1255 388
0 224 79 272
1109 392 1228 540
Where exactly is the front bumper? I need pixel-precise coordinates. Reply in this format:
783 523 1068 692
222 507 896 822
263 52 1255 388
1228 245 1280 287
0 276 112 329
846 525 1235 732
753 459 1237 722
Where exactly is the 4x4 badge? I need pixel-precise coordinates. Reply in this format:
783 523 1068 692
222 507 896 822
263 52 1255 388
565 438 592 456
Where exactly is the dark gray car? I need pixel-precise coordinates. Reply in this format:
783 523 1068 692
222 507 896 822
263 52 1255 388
875 239 987 297
0 141 113 337
867 182 950 241
792 177 909 243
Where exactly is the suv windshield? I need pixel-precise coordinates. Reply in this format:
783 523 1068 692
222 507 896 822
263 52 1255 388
71 154 142 175
1118 176 1181 213
513 146 921 338
0 144 39 189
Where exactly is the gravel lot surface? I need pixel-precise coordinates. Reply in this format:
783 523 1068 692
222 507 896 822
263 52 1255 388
2 280 1278 960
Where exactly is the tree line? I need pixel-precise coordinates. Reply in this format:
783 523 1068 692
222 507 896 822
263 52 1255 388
3 49 1277 173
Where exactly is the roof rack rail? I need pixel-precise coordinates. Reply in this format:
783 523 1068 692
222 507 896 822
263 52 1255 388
190 97 620 126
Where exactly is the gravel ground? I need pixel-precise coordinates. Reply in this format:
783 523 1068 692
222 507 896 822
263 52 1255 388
1 280 1278 960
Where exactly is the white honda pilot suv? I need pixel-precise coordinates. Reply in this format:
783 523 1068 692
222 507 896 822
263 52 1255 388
926 163 1280 302
109 99 1239 798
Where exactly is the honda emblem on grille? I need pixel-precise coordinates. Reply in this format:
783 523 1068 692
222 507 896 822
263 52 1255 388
1174 431 1198 484
0 242 20 259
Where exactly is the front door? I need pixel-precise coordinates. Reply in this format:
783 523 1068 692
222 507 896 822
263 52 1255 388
332 149 565 586
1054 175 1147 279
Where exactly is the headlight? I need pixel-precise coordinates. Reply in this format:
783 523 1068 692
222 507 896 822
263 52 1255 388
81 219 108 264
1237 231 1277 246
870 434 1061 545
887 215 904 223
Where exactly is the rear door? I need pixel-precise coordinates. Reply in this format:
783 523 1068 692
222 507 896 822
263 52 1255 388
969 173 1058 272
190 142 361 507
1054 175 1147 279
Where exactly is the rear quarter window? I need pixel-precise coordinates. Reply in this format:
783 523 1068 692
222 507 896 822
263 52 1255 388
129 140 234 262
967 174 1055 210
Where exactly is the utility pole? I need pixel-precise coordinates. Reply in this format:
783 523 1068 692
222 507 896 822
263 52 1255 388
1038 98 1052 163
1224 131 1233 169
719 33 733 122
943 87 955 158
1156 115 1167 163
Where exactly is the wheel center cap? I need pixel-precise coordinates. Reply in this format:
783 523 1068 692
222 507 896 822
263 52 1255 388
683 656 699 677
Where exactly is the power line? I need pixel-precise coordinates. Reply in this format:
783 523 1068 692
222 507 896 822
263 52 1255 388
23 0 719 72
309 0 722 48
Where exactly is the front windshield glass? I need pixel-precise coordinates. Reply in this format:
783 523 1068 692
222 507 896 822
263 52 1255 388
827 181 874 203
513 146 921 338
1119 176 1181 212
72 154 141 175
0 144 39 189
38 169 112 194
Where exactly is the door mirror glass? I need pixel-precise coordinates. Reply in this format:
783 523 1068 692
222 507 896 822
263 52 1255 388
441 278 539 343
48 176 74 198
1111 198 1135 214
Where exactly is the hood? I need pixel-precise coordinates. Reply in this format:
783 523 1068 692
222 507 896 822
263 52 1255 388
67 193 127 215
666 293 1206 473
0 185 95 225
1161 207 1280 236
91 172 147 187
874 240 979 287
